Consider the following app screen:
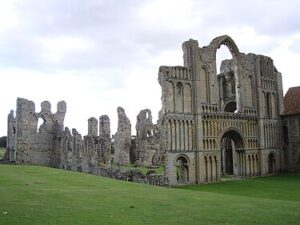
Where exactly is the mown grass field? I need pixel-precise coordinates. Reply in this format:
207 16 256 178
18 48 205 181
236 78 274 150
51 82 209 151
0 165 299 225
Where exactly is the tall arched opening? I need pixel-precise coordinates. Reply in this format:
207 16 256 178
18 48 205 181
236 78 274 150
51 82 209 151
220 129 245 176
208 35 242 113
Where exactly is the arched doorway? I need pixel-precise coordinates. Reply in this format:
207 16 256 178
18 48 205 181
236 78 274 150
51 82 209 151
220 129 245 176
268 153 276 174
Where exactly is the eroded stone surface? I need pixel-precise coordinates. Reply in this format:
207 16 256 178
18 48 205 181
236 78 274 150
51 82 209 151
158 35 285 185
114 107 131 165
135 109 160 166
6 98 112 174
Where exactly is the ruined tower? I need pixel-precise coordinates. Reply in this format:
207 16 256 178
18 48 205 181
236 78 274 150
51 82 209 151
114 107 131 165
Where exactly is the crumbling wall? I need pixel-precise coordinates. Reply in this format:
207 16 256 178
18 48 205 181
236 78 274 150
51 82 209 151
6 98 167 185
57 116 112 172
7 98 112 173
99 115 111 164
135 109 160 166
114 107 131 165
8 98 66 166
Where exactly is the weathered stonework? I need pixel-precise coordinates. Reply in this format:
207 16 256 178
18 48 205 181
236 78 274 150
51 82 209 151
134 109 160 166
158 35 284 185
114 107 131 165
99 115 112 164
5 35 300 187
5 98 112 174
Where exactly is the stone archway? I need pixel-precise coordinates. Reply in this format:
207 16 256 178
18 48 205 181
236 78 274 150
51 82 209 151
220 129 245 176
208 35 243 113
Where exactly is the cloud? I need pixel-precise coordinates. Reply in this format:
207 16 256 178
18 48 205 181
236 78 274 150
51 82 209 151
37 36 92 62
1 0 300 137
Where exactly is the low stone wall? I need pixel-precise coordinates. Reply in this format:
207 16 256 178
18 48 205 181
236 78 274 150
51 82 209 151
94 166 169 186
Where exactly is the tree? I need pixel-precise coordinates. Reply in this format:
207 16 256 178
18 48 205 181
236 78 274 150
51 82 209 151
0 136 7 147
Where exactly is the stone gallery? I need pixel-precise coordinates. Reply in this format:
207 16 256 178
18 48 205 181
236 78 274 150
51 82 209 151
5 35 300 186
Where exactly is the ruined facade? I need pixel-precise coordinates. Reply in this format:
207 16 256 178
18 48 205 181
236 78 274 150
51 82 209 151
158 35 284 185
6 98 112 173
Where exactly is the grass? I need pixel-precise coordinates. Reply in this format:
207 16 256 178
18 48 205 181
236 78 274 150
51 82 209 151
0 165 299 225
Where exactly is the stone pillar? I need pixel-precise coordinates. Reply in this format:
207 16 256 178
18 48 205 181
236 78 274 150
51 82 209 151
99 115 110 136
99 115 111 164
88 117 98 136
114 107 131 165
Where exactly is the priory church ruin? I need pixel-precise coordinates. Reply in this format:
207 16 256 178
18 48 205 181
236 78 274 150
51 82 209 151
4 35 300 186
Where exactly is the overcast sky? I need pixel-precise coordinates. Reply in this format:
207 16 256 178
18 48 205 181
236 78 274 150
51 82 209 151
1 0 300 137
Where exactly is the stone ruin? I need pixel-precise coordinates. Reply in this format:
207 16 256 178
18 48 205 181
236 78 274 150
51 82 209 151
6 98 112 173
134 109 161 166
5 35 300 186
114 107 131 165
5 98 166 185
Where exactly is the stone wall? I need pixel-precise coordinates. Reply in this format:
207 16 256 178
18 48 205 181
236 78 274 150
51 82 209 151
134 109 161 166
6 98 112 174
282 115 300 173
5 98 168 186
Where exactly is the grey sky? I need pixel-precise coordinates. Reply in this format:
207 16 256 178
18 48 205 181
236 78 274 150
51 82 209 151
1 0 300 137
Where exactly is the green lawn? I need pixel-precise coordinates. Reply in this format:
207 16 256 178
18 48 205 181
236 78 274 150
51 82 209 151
0 165 299 225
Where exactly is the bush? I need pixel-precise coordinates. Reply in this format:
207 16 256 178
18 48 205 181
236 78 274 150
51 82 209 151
0 136 6 147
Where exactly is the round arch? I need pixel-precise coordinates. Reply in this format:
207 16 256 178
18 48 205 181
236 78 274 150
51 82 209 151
174 154 190 183
219 128 245 176
218 127 245 149
174 154 190 165
224 100 237 113
208 35 243 112
208 35 240 58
